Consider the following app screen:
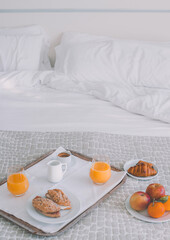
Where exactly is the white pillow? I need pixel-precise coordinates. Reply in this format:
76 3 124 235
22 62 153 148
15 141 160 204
59 31 170 47
60 32 113 44
55 40 117 82
54 32 170 88
0 25 51 70
54 32 135 83
0 35 43 71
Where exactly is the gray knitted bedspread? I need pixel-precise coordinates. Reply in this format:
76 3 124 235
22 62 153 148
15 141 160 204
0 131 170 240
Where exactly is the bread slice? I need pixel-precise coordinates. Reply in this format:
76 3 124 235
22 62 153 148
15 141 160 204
45 189 71 209
37 209 60 218
32 196 61 218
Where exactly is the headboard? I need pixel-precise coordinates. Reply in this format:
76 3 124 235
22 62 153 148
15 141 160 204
1 0 170 65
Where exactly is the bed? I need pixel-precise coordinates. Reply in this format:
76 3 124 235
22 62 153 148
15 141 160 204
1 70 170 136
0 5 170 240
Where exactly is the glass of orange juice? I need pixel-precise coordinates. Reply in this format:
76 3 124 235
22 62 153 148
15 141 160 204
7 166 29 196
89 155 111 184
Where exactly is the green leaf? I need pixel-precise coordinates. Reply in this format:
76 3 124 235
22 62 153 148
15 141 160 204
157 196 168 203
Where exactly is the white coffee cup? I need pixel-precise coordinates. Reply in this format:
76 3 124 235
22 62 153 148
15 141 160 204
47 160 67 183
57 151 72 164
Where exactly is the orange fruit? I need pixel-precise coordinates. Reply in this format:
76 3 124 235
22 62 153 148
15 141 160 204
147 202 165 218
163 195 170 211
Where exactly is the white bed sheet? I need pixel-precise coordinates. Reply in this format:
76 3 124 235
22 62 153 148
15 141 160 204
1 86 170 136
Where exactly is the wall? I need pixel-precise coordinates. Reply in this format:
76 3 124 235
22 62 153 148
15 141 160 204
1 0 170 10
1 0 170 64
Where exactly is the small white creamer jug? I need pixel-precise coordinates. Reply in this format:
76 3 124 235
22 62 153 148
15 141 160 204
47 160 67 183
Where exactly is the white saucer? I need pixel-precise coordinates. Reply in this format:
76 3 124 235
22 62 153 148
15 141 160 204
124 159 158 181
125 196 170 223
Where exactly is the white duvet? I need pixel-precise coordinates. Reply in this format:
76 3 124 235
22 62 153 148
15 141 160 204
0 70 170 125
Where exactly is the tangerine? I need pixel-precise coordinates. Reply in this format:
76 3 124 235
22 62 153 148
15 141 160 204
163 195 170 211
147 202 165 218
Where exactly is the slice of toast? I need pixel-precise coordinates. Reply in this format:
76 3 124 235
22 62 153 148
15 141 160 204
32 196 61 218
45 189 71 209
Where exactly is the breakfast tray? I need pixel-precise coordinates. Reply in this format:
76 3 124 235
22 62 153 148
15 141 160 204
0 150 127 236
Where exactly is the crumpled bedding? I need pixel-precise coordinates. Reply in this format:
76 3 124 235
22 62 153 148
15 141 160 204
0 70 170 124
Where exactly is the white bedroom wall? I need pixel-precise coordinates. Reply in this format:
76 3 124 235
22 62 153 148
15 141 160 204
1 0 170 9
1 0 170 64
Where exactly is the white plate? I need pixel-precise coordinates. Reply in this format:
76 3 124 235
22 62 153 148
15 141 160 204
125 196 170 223
26 190 80 224
124 159 158 181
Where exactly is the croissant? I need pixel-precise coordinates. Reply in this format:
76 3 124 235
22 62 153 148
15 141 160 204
128 160 157 177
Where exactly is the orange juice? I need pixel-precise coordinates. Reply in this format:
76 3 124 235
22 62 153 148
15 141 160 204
7 173 29 196
90 162 111 184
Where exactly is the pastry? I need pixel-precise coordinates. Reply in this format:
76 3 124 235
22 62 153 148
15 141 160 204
128 160 157 177
32 196 61 218
45 189 71 209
